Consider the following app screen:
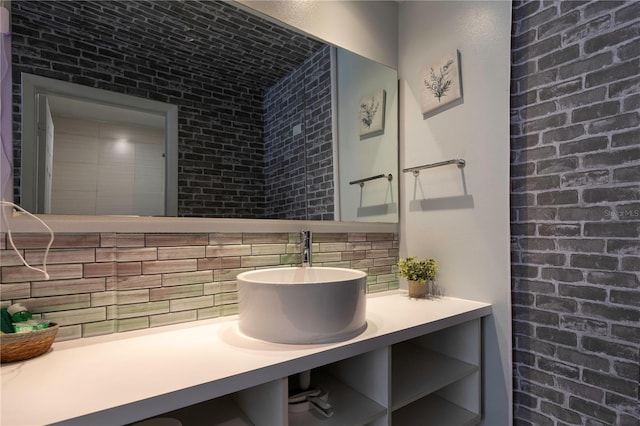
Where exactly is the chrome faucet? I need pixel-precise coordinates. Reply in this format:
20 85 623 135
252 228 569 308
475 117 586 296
301 230 312 267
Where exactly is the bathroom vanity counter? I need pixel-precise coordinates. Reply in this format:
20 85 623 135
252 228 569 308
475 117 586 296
1 292 491 426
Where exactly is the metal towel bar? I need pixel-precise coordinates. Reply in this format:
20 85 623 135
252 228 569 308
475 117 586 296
349 173 393 187
402 159 465 176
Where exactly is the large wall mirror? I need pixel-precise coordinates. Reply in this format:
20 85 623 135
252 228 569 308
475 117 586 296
11 0 399 223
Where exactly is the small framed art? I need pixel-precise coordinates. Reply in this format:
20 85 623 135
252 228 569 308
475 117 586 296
359 89 386 138
420 50 462 116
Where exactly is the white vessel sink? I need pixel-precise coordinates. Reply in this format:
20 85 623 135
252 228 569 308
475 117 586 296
236 267 367 344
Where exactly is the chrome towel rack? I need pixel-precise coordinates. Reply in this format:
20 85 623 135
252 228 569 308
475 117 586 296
349 173 393 187
402 159 466 177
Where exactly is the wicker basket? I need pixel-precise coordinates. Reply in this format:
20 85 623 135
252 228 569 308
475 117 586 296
1 323 59 363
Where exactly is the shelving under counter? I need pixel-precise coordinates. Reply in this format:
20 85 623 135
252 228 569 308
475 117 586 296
0 292 491 426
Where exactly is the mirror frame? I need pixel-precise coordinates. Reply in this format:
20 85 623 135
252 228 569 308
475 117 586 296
6 0 400 231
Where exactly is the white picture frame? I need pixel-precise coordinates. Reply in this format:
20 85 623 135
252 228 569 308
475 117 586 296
359 89 386 138
420 50 462 116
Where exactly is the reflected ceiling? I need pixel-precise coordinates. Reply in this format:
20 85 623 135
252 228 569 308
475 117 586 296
15 0 326 90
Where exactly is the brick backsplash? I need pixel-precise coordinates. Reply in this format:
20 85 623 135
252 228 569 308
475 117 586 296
0 232 399 341
510 1 639 425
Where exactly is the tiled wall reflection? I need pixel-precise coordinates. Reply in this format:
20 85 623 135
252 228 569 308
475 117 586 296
1 232 399 341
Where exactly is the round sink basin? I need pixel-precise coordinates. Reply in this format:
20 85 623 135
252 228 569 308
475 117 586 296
237 267 367 344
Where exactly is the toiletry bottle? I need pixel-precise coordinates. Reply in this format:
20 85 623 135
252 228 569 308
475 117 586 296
7 303 32 323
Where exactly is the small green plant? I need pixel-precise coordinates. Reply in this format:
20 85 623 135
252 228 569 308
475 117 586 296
397 257 437 283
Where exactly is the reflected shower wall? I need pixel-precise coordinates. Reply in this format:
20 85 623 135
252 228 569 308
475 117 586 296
49 116 165 216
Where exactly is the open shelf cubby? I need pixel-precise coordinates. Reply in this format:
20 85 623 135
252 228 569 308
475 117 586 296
288 372 387 426
392 394 480 426
150 395 254 426
391 342 478 410
390 318 482 426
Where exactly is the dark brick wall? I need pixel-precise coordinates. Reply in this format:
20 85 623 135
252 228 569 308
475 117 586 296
11 0 326 218
511 1 639 425
264 46 334 220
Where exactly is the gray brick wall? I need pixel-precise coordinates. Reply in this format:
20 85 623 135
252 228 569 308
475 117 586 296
264 46 334 220
11 0 326 218
511 1 639 425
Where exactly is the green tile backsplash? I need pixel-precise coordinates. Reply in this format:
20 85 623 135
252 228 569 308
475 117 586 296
0 232 399 341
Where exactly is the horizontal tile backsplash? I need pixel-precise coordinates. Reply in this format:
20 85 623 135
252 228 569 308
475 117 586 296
0 232 399 341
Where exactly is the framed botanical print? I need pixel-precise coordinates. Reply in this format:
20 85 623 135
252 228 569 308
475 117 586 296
420 50 462 116
359 89 386 137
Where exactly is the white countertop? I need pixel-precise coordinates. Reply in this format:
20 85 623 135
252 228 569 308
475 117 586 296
1 292 491 426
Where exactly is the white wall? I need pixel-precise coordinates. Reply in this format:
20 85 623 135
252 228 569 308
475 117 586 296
337 48 399 222
398 1 512 424
237 0 398 69
0 0 12 224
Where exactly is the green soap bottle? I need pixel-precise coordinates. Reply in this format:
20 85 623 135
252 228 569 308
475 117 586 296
7 303 32 323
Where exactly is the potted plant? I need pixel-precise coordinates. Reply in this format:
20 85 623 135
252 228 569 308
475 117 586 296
397 256 438 298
